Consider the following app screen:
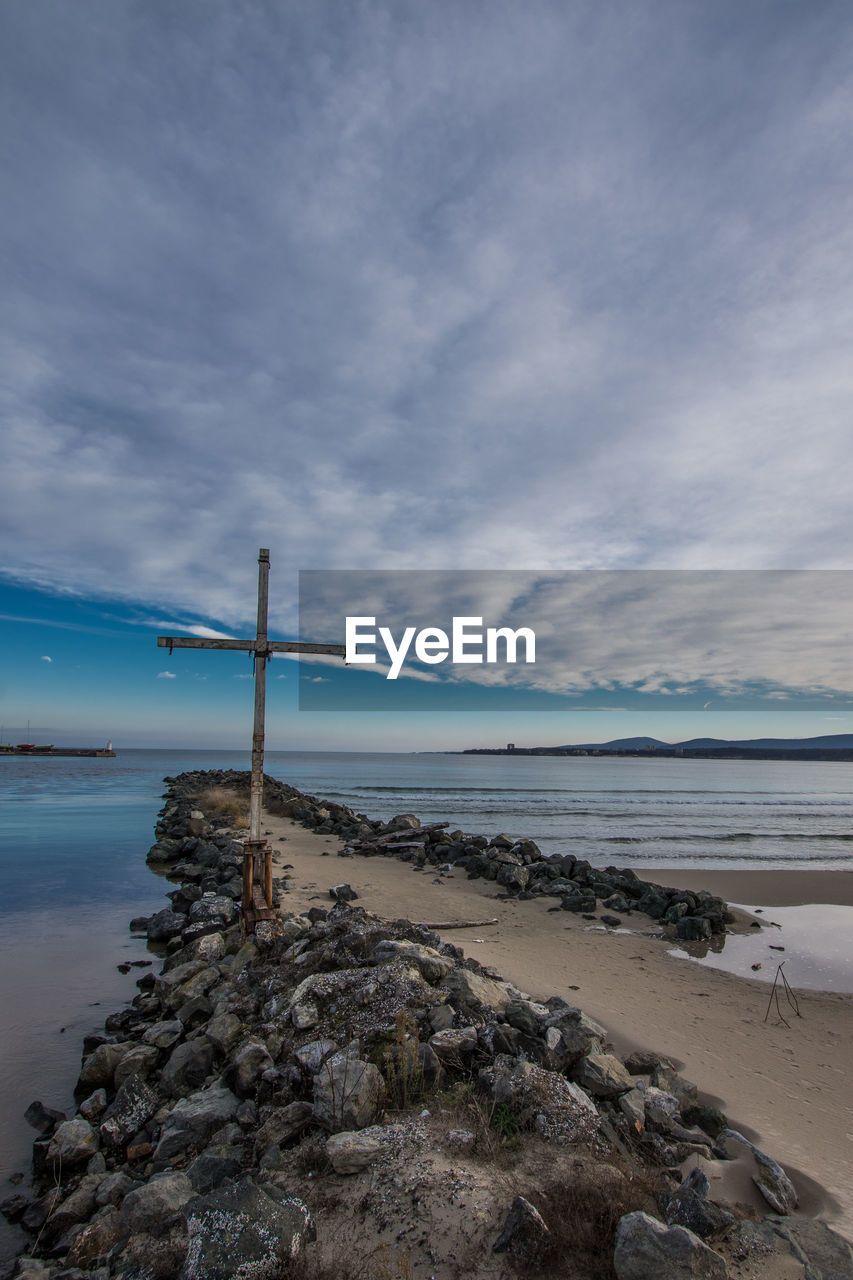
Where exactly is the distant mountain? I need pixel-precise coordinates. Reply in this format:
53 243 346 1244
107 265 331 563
564 733 853 751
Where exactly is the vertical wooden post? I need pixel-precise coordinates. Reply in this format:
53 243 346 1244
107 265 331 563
250 548 270 845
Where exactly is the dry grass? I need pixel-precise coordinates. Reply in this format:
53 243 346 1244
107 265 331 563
508 1156 662 1279
191 786 250 827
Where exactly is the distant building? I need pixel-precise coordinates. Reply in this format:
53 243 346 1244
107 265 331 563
507 743 515 751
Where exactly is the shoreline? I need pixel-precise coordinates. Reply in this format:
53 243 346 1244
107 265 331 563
6 770 852 1279
263 811 853 1241
639 867 853 908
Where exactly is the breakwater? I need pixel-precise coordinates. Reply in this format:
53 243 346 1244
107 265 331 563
2 771 851 1280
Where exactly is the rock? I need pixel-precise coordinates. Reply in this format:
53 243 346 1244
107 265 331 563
292 1001 320 1031
718 1129 798 1214
254 1102 315 1151
330 883 358 902
206 1012 244 1055
43 1173 103 1237
94 1171 134 1207
77 1041 136 1090
481 1055 599 1144
624 1051 667 1075
428 1026 478 1059
676 917 712 942
47 1117 99 1170
226 1038 274 1097
651 1065 698 1109
78 1089 107 1121
62 1207 123 1269
24 1100 66 1134
186 1143 245 1194
681 1104 728 1141
100 1073 160 1147
374 939 454 983
444 1129 476 1153
153 1083 241 1165
312 1049 384 1132
439 967 519 1014
114 1044 161 1088
147 908 188 942
292 1039 338 1075
492 1195 550 1258
188 893 238 928
574 1053 634 1098
181 1176 314 1279
194 932 226 964
504 1000 546 1037
665 1170 736 1239
142 1019 184 1050
736 1216 853 1279
325 1126 388 1174
613 1211 728 1279
161 1038 216 1097
619 1088 646 1130
122 1171 194 1233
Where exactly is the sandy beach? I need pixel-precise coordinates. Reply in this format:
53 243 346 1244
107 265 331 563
263 809 853 1241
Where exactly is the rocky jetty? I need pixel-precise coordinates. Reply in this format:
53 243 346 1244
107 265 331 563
3 771 851 1280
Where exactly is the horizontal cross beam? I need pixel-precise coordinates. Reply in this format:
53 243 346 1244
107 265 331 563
157 636 346 656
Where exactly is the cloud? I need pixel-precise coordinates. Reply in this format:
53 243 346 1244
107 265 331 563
1 3 853 635
40 654 52 662
157 670 176 679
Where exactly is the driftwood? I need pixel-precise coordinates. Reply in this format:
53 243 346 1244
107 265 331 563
417 918 499 930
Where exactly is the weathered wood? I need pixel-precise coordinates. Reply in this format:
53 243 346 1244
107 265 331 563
156 548 347 933
156 637 345 656
417 919 499 929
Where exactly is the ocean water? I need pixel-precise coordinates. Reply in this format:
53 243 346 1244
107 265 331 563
1 747 852 1258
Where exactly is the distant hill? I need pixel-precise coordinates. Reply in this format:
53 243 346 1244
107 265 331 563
565 733 853 751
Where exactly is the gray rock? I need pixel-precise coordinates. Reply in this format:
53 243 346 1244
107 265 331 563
114 1043 161 1088
100 1073 159 1147
438 968 519 1014
186 1143 245 1194
574 1053 634 1098
254 1101 314 1151
373 939 454 983
651 1065 699 1108
122 1171 194 1234
325 1126 388 1174
94 1171 134 1207
161 1038 216 1097
718 1129 798 1214
227 1038 274 1097
291 1001 320 1031
78 1089 108 1121
329 883 358 902
77 1041 136 1090
147 908 188 942
665 1170 736 1239
181 1176 314 1280
313 1050 384 1132
47 1117 99 1170
676 916 712 941
613 1211 728 1279
47 1174 103 1236
24 1100 67 1134
493 1195 550 1257
428 1026 478 1059
142 1019 184 1051
188 893 238 928
736 1216 853 1279
153 1083 241 1165
206 1012 244 1055
292 1039 338 1075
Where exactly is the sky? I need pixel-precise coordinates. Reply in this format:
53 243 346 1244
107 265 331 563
3 1 853 750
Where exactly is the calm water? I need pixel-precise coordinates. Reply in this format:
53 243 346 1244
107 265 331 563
1 748 852 1258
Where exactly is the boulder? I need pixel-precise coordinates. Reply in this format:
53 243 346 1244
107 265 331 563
181 1176 314 1279
373 940 454 983
312 1050 384 1132
325 1126 388 1174
492 1195 550 1258
718 1130 798 1214
439 968 519 1014
122 1171 194 1234
153 1083 241 1165
142 1019 184 1051
188 893 238 929
77 1041 136 1090
78 1089 107 1121
147 908 188 942
428 1026 478 1060
206 1012 244 1055
613 1211 728 1279
100 1073 159 1147
330 883 359 902
161 1038 216 1097
574 1053 634 1098
292 1040 338 1075
46 1117 99 1170
114 1044 160 1088
254 1102 314 1151
24 1100 66 1134
186 1143 245 1194
226 1039 274 1097
665 1169 736 1240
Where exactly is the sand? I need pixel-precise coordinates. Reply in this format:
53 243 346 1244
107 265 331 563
261 811 853 1241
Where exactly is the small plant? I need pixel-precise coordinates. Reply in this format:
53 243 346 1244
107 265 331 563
381 1010 425 1110
191 786 250 827
490 1100 521 1146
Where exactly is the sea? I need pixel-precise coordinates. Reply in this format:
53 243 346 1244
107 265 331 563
2 747 853 1257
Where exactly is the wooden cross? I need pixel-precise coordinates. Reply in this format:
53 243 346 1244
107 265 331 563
157 548 345 930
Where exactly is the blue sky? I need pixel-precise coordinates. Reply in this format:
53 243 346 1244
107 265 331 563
3 2 853 750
